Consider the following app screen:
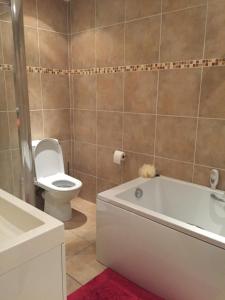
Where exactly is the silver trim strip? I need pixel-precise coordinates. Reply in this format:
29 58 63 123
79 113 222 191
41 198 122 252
10 0 35 205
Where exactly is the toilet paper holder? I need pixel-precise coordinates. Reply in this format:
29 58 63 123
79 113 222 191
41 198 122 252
113 150 126 165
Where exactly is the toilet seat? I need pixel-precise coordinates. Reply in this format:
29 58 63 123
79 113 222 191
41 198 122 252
32 138 82 221
36 173 82 192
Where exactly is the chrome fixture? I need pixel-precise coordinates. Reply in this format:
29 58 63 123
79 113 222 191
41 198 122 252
10 0 35 205
135 187 143 199
210 169 219 190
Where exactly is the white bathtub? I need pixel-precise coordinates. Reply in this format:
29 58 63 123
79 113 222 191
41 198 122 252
96 176 225 300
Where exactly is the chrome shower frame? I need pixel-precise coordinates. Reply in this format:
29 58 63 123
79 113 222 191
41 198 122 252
10 0 35 205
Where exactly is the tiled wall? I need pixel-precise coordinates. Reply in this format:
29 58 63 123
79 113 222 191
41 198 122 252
23 0 72 172
0 0 72 196
70 0 225 202
1 0 225 203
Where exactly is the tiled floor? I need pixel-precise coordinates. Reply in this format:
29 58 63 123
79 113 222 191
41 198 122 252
65 197 106 296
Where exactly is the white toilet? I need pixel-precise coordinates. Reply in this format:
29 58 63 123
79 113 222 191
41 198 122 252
32 138 82 222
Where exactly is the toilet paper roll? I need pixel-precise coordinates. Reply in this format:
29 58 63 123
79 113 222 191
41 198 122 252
113 150 126 165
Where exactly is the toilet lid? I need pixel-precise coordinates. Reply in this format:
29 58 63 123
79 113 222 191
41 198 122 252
33 138 65 180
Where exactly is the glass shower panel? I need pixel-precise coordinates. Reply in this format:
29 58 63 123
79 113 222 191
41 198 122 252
0 1 22 198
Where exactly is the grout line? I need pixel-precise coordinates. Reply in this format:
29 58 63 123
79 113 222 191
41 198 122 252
192 0 209 182
153 0 163 166
35 0 44 139
69 3 206 36
66 274 82 287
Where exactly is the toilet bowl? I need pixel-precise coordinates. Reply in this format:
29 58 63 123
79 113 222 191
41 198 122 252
32 138 82 222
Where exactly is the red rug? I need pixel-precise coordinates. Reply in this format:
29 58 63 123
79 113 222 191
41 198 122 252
67 268 163 300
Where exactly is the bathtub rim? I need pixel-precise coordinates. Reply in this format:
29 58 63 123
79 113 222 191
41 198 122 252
97 176 225 250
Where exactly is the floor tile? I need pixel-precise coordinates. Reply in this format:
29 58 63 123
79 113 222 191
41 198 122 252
65 230 91 257
66 274 81 295
66 244 106 285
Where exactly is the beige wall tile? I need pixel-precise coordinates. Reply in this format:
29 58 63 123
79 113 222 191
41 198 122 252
97 111 122 148
155 157 193 182
96 0 125 27
39 30 68 68
23 0 37 27
125 16 160 65
125 0 161 20
193 165 225 190
24 27 39 66
96 24 124 67
0 23 3 64
43 109 70 140
97 146 121 184
124 113 155 154
156 116 196 162
71 30 95 69
1 22 13 65
205 0 225 58
122 152 153 182
60 140 72 173
75 142 97 176
27 73 42 110
97 73 123 111
200 67 225 118
0 112 9 150
42 74 70 109
0 72 6 111
8 112 19 149
158 69 201 116
76 171 97 203
97 178 117 193
38 0 68 33
11 149 22 198
162 0 206 12
0 3 10 22
70 0 95 33
73 75 96 110
161 7 206 61
30 110 43 140
5 71 15 111
124 71 157 113
196 119 225 169
75 110 96 144
0 150 13 194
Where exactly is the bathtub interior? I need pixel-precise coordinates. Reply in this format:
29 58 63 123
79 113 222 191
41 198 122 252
0 197 44 243
116 177 225 238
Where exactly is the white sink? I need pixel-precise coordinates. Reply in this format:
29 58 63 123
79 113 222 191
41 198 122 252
0 198 43 243
0 189 66 300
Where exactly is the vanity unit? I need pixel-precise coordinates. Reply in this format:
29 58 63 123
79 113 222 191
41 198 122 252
0 189 66 300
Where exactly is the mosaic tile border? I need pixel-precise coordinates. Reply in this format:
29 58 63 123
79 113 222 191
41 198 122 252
0 64 13 71
1 58 225 75
26 66 69 75
72 58 225 75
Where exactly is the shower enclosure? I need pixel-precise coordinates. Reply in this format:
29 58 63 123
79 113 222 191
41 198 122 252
0 0 35 204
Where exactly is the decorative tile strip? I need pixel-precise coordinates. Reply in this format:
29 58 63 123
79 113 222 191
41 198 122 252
0 64 13 71
72 58 225 75
1 58 225 75
26 66 69 75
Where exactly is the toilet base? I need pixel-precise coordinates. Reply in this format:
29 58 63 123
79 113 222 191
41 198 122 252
43 192 72 222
